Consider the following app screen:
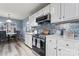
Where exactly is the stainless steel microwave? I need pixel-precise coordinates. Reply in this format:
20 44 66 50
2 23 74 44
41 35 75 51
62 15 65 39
36 14 51 23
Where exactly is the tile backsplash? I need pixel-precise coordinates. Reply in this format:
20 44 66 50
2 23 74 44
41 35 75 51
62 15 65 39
56 23 79 40
36 22 79 40
35 23 56 35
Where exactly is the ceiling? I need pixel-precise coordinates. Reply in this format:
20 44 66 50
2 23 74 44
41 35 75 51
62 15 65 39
0 3 49 20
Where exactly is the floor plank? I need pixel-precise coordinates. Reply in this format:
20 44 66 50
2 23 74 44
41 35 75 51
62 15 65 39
0 39 36 56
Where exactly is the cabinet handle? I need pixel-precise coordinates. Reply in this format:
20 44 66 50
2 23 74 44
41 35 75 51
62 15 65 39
58 49 61 51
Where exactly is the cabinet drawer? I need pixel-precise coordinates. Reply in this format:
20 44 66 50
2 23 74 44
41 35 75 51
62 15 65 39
57 47 79 56
46 35 57 56
57 39 79 50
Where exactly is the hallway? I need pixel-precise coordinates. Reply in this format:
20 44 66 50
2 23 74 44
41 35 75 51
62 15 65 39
0 39 36 56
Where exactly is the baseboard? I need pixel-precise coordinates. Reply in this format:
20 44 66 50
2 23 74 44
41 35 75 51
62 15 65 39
23 42 40 56
32 50 40 56
24 43 32 50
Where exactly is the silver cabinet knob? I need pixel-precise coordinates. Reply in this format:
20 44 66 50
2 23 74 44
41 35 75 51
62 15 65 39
59 49 61 51
66 44 69 46
63 16 65 18
54 48 56 49
49 40 52 42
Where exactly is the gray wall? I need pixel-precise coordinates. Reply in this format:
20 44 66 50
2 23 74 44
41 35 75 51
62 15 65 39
22 17 28 40
0 16 23 31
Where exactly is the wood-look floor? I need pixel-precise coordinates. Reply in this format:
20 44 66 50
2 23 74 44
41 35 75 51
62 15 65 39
0 39 36 56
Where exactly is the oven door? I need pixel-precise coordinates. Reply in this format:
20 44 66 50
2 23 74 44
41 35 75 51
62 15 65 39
32 36 46 56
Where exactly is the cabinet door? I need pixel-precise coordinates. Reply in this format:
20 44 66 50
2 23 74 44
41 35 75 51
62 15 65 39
33 13 38 26
29 15 33 26
50 3 61 23
33 18 38 26
25 34 28 45
29 14 38 27
25 34 32 48
46 36 57 56
57 47 75 56
75 3 79 19
63 3 77 20
57 39 79 56
36 9 44 18
28 35 32 48
58 39 79 50
27 16 32 31
43 4 50 15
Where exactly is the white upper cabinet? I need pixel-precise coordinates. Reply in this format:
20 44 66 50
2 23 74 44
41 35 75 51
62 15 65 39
31 14 38 26
29 13 38 27
25 34 32 48
27 16 32 30
29 16 32 26
28 4 51 26
36 4 50 18
29 3 79 25
50 3 61 23
43 4 50 15
36 9 44 18
62 3 77 21
51 3 79 23
30 15 34 26
76 3 79 18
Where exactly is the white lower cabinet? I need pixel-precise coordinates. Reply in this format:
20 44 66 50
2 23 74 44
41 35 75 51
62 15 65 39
25 34 32 48
46 35 79 56
46 39 56 56
46 35 57 56
57 47 75 56
57 39 79 56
